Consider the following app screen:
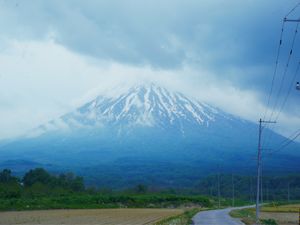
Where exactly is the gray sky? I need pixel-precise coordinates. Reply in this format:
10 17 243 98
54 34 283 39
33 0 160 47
0 0 300 140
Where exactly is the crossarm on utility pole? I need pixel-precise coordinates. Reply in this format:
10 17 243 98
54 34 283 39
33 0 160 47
284 18 300 22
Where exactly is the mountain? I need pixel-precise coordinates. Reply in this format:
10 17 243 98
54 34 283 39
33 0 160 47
33 83 246 135
0 83 299 188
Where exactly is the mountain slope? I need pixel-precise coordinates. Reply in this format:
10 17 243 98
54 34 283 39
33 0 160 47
0 83 299 188
36 84 239 133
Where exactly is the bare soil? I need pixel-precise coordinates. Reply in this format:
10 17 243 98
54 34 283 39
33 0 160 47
261 212 298 225
0 208 183 225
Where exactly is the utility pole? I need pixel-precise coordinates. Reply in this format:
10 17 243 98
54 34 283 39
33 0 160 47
266 180 269 203
256 118 276 222
218 171 221 209
232 173 235 207
261 163 263 204
250 177 253 203
266 182 269 202
288 182 290 203
256 119 262 222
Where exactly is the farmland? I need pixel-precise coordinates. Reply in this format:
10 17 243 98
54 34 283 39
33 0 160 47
230 203 300 225
260 204 300 225
0 208 183 225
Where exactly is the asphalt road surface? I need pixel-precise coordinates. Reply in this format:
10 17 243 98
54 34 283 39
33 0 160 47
192 207 252 225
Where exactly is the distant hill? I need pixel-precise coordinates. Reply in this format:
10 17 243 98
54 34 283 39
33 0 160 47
0 83 299 188
0 160 44 174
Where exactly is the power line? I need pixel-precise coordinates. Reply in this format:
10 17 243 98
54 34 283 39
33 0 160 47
274 127 300 148
285 2 300 18
262 21 300 150
268 22 299 122
263 20 286 121
260 128 300 162
262 1 300 124
274 61 300 122
262 2 300 129
267 129 300 155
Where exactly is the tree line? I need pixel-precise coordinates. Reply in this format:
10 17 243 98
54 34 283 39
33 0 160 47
0 168 84 198
0 168 213 211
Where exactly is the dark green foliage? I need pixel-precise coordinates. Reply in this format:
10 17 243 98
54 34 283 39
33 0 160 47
22 168 84 195
0 168 85 200
23 168 51 186
0 169 21 198
261 219 278 225
57 173 84 192
134 184 148 194
0 194 211 211
0 182 22 198
0 169 18 183
0 168 211 211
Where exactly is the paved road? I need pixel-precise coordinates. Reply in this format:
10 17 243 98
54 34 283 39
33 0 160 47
192 206 253 225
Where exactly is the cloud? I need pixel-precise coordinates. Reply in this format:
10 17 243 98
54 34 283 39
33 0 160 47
0 38 298 140
0 0 300 140
0 0 295 69
1 0 299 96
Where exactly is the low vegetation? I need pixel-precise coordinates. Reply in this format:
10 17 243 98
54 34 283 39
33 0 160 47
155 208 204 225
230 208 256 225
230 208 278 225
231 202 300 225
0 193 211 211
0 168 211 211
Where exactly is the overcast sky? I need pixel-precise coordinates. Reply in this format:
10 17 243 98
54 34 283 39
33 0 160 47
0 0 300 140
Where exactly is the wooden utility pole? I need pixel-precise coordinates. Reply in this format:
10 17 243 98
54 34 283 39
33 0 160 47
260 164 263 204
218 171 221 209
256 119 276 222
232 173 235 207
288 182 290 203
266 181 269 202
256 119 262 222
250 177 253 203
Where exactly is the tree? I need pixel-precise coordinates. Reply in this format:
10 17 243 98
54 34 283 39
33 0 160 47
23 168 52 187
70 176 84 192
0 169 18 183
135 184 148 194
0 169 21 198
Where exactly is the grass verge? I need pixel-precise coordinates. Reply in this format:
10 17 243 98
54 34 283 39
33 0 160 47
155 208 205 225
230 208 256 225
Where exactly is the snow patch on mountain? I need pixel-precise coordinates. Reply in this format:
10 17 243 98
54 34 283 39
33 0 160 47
28 83 238 137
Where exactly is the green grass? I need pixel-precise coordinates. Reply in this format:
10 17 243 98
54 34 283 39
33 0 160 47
155 208 205 225
260 219 278 225
230 208 256 225
0 194 212 211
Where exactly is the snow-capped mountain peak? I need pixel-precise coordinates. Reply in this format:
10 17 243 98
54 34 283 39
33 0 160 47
34 83 233 136
73 84 219 126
